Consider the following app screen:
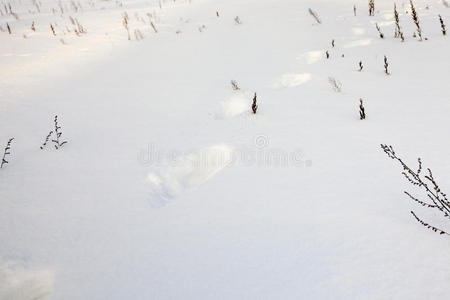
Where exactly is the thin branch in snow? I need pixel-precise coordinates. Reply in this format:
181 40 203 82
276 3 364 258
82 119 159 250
328 77 342 92
51 115 68 149
150 21 158 33
50 23 56 35
146 14 158 33
123 13 130 40
40 131 53 149
1 138 14 169
231 80 240 91
381 144 450 235
409 0 423 41
308 8 321 24
376 23 384 38
439 15 446 35
411 211 449 235
394 4 405 41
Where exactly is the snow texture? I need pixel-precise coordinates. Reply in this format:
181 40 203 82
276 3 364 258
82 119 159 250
1 0 450 299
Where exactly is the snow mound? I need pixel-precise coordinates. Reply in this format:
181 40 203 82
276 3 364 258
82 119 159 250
216 93 252 119
0 262 54 300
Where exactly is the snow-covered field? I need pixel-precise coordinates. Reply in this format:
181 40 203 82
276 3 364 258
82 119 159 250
1 0 450 299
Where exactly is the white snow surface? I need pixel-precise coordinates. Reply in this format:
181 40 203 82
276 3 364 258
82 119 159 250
1 0 450 299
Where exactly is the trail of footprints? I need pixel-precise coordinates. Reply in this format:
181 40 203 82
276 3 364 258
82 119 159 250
1 1 447 207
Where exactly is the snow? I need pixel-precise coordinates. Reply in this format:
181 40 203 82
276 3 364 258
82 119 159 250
1 0 450 299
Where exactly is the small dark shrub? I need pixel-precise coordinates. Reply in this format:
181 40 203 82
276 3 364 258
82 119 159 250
410 0 423 40
384 55 390 75
252 93 258 114
369 0 375 16
359 99 366 119
439 15 446 35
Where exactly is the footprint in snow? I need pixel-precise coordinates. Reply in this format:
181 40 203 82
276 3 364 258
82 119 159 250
343 38 372 48
271 73 312 89
215 92 253 119
298 51 323 64
147 144 234 207
0 261 54 300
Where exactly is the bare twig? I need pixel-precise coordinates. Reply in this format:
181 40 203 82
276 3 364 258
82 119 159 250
394 4 405 41
1 138 14 168
308 8 321 24
410 0 423 41
40 131 53 149
376 23 384 38
328 77 342 92
231 80 240 90
51 115 67 149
